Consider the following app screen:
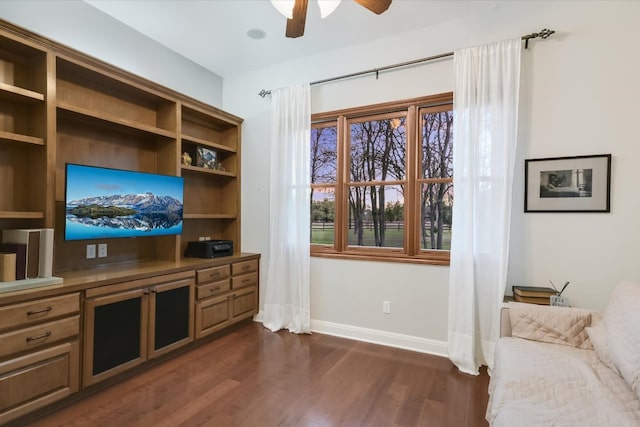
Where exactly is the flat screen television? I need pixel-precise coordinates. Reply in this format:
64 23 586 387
65 164 184 241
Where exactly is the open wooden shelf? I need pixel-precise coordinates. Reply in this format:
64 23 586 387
181 135 237 154
57 102 177 139
0 130 45 146
183 213 237 219
0 211 45 219
0 82 45 104
181 164 236 178
181 105 239 151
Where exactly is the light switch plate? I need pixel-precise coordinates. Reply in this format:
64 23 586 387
98 243 107 258
86 244 96 259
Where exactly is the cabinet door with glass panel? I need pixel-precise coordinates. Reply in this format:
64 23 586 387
83 272 194 387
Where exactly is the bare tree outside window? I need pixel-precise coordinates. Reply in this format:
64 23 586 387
309 93 453 264
420 110 454 250
348 117 406 248
310 125 337 245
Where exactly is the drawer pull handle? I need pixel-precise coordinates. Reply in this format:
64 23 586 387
27 306 52 316
210 286 220 292
242 266 250 271
210 273 220 278
242 279 251 284
26 331 52 342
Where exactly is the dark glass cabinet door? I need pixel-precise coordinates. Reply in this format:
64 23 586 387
83 278 194 386
93 297 142 375
148 278 194 359
83 289 148 387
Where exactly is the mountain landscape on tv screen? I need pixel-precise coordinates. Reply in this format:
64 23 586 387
66 192 183 235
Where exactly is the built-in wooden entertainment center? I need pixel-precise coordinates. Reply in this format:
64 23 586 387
0 20 259 424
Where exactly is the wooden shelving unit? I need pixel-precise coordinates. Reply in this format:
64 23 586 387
178 103 241 255
0 30 48 231
0 20 256 425
0 20 244 273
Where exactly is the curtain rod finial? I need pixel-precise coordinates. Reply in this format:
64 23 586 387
539 28 555 39
258 89 271 98
523 28 555 49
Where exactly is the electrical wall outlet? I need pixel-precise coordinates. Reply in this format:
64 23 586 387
98 243 107 258
383 300 391 314
86 244 96 259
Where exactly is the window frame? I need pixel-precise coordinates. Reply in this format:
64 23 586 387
310 92 453 265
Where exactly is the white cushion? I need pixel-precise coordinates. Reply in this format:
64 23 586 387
586 321 620 375
508 302 593 349
604 281 640 399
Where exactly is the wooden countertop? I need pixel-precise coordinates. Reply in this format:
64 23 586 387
0 253 260 305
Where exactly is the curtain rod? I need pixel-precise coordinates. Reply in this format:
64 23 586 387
258 28 554 98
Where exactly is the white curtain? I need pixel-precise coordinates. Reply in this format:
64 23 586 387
263 84 312 334
448 39 521 375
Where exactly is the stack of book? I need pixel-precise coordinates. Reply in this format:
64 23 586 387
512 286 558 305
1 228 54 281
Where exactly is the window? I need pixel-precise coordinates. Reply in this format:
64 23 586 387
310 93 453 265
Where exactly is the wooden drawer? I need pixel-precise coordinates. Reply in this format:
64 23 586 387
196 265 230 284
231 286 257 320
0 341 79 425
231 259 258 276
195 294 231 339
196 279 230 300
231 272 258 290
0 316 80 360
0 293 79 332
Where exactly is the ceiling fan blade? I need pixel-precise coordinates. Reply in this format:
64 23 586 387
286 0 308 38
353 0 392 15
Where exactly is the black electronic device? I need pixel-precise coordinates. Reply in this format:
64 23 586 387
184 240 233 259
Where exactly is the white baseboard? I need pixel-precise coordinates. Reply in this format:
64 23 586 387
253 311 448 358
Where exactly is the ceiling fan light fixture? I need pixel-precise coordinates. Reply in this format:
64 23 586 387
271 0 295 19
318 0 341 18
280 0 390 38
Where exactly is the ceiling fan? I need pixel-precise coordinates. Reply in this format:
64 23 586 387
272 0 393 38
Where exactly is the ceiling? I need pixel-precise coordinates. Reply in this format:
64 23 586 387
85 0 499 78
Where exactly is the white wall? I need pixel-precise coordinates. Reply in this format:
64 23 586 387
0 0 223 107
224 1 640 355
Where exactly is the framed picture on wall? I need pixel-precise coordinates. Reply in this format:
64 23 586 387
525 154 611 212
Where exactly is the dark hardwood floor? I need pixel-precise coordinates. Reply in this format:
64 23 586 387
26 322 489 427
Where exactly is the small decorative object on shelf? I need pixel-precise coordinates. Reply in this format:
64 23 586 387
0 252 17 282
550 294 569 307
197 146 217 169
549 280 570 307
216 162 225 171
181 152 192 166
